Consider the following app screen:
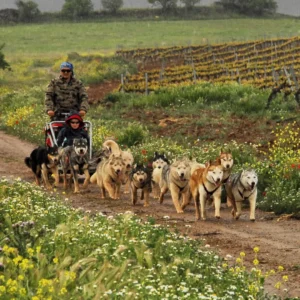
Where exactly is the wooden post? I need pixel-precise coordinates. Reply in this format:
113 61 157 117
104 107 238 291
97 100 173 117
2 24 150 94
145 73 148 95
120 74 124 93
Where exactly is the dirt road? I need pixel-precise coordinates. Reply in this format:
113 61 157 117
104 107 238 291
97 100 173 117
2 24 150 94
0 130 299 298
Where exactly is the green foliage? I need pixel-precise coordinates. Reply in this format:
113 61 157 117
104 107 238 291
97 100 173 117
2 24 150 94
148 0 178 13
15 0 40 22
218 0 277 16
180 0 201 10
258 178 300 214
0 44 10 71
101 0 124 14
116 122 149 148
0 178 280 299
62 0 94 19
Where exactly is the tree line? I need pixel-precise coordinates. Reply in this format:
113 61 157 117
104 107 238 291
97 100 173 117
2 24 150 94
0 0 278 23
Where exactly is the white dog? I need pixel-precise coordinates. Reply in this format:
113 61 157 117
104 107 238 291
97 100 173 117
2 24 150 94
151 152 170 199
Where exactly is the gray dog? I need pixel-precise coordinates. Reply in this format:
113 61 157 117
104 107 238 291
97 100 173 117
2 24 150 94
225 169 258 221
60 138 90 193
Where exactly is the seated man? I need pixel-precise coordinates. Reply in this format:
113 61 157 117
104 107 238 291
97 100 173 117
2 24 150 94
45 61 89 121
57 112 89 148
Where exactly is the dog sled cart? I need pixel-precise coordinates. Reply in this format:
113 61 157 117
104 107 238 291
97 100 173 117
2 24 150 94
44 111 96 175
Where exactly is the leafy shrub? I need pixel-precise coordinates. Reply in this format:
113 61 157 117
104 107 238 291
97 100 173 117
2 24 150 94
62 0 94 19
258 177 300 214
15 0 41 22
101 0 123 14
116 122 148 148
0 44 10 71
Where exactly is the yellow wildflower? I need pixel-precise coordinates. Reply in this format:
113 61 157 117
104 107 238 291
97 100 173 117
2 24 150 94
59 287 67 295
27 248 34 257
53 257 58 264
253 247 260 253
282 275 288 282
278 266 284 271
19 288 26 296
236 257 242 264
275 282 282 289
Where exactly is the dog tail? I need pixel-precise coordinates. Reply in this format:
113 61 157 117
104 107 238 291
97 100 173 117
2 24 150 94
103 139 121 155
90 172 97 184
24 157 32 168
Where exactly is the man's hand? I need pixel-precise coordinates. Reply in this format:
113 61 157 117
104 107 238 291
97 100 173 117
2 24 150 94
47 110 55 117
79 110 86 117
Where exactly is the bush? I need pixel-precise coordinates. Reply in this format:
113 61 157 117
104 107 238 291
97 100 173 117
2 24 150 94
15 0 40 22
62 0 94 19
101 0 123 14
217 0 277 16
0 45 10 71
116 122 148 148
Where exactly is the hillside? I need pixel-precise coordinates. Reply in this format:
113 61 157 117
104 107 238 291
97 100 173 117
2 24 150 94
0 0 299 16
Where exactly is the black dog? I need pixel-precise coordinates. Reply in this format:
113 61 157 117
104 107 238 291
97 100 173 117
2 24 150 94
25 145 60 190
130 164 152 207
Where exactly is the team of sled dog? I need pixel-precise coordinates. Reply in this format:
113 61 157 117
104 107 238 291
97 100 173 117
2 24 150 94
25 138 258 221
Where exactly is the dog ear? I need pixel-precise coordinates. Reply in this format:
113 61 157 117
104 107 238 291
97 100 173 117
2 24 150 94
172 161 178 167
205 160 211 167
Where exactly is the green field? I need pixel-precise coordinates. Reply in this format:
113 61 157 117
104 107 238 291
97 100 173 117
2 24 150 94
1 18 300 58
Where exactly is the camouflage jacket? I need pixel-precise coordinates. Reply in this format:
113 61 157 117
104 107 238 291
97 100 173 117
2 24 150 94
45 76 89 113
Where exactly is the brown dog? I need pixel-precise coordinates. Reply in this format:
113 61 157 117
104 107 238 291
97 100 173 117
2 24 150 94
189 161 223 220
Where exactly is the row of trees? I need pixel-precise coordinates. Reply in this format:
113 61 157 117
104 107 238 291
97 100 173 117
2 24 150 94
4 0 278 22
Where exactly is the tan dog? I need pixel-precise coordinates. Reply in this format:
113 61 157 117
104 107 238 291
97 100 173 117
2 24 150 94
90 153 125 199
102 139 134 193
159 159 191 213
189 161 223 220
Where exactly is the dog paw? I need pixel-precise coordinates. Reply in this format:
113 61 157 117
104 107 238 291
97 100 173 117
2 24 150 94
215 216 221 219
144 203 150 207
250 218 256 222
177 210 184 214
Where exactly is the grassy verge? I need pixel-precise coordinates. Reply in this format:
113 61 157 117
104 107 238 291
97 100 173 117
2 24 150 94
0 178 288 299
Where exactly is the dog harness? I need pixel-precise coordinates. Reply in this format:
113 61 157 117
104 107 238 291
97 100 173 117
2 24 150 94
203 183 220 196
236 179 255 201
222 175 230 183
